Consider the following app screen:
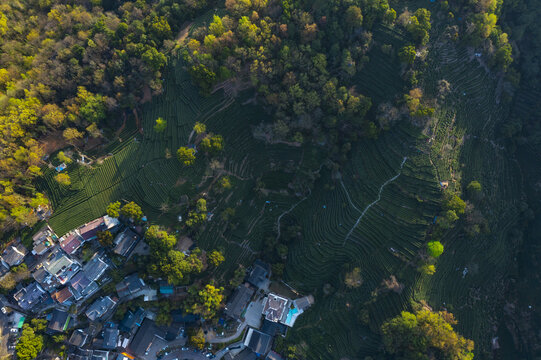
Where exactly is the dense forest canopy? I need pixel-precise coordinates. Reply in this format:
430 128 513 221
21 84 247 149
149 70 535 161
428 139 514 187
0 0 211 232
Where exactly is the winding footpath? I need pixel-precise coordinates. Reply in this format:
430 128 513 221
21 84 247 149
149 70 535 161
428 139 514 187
343 157 408 245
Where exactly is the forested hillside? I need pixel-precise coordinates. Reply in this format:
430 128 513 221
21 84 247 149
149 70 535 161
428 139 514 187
0 0 211 232
2 0 541 359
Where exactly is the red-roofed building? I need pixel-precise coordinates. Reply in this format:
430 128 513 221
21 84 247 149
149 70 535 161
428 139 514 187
77 215 119 242
52 287 74 304
78 217 105 241
59 233 83 255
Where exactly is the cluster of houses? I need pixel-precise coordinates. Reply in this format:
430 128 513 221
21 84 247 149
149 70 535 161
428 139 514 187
223 261 313 360
0 215 161 360
0 214 312 360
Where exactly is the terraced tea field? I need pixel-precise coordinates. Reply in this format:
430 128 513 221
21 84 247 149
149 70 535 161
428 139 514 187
38 8 523 360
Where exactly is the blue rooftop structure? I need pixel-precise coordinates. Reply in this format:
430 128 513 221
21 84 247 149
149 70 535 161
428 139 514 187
159 285 174 295
55 163 67 172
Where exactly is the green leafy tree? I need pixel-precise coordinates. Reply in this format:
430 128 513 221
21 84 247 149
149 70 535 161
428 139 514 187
142 47 167 71
419 264 436 275
193 122 206 135
196 198 207 213
154 117 167 132
467 181 482 197
427 241 444 258
344 267 363 288
76 87 106 124
399 45 416 64
200 134 224 154
445 194 466 215
55 173 71 186
189 328 206 350
381 310 474 359
106 201 121 218
345 6 363 29
145 225 177 253
208 250 225 267
219 176 232 191
63 128 83 144
187 284 224 318
16 324 44 360
57 151 72 164
97 230 113 247
121 201 143 221
177 147 196 166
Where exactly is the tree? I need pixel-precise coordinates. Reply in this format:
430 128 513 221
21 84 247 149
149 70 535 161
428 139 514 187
345 267 363 288
177 147 196 166
188 284 224 318
419 264 436 275
57 151 72 164
208 250 225 267
219 176 232 191
381 309 474 359
142 47 167 72
106 201 121 218
189 328 206 350
121 201 143 221
229 265 246 287
194 122 206 135
154 117 167 132
63 128 83 144
467 181 482 194
345 6 363 29
16 324 44 360
97 230 113 247
42 104 65 128
427 241 444 258
29 193 48 208
55 173 71 186
76 87 106 124
445 194 466 215
399 45 416 64
146 225 177 253
200 134 224 154
196 198 207 213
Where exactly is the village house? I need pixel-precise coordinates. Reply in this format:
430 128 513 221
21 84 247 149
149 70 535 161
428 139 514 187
13 282 47 311
43 246 81 285
115 274 155 301
119 307 145 335
83 253 109 282
85 296 117 321
262 293 289 323
1 243 28 268
224 283 254 320
100 323 120 350
244 328 273 356
78 216 119 242
266 350 285 360
261 293 313 328
112 228 139 257
69 271 99 301
47 308 71 334
246 260 271 290
68 329 89 348
59 232 83 255
31 224 57 255
51 287 75 305
125 318 166 359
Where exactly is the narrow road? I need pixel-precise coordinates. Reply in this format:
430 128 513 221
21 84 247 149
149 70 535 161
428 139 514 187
207 322 246 344
343 157 407 245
